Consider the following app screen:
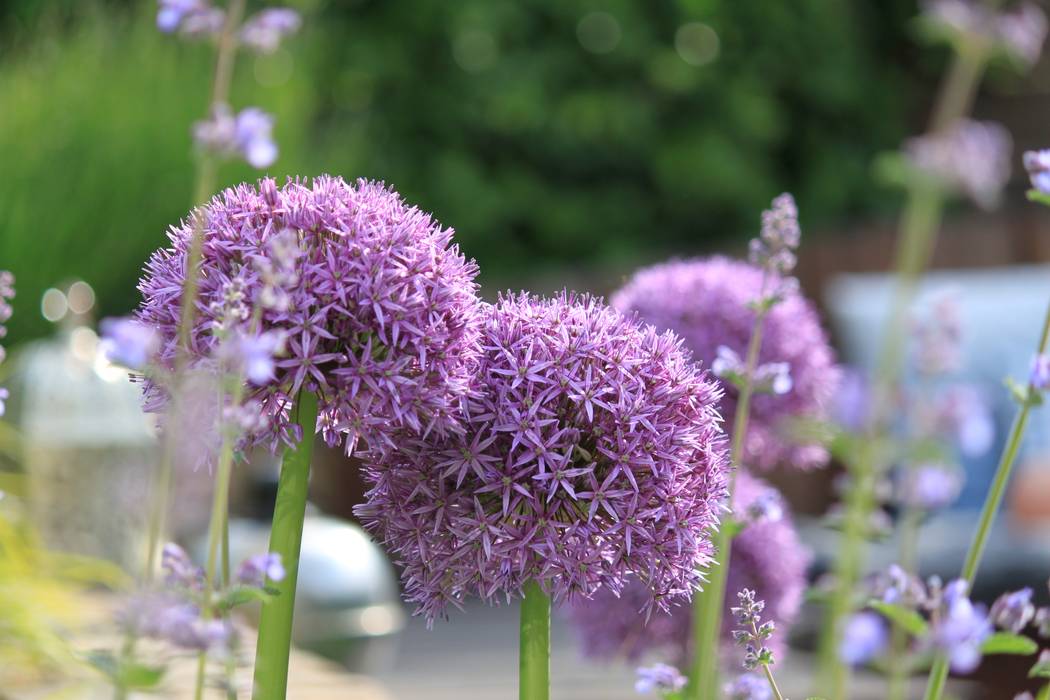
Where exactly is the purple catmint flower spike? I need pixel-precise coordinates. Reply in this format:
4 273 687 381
239 8 302 53
356 292 729 622
612 256 840 471
0 271 12 416
567 472 809 666
989 588 1035 633
236 552 286 587
1023 150 1050 195
135 176 483 455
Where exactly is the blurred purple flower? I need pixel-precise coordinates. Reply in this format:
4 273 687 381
230 330 284 385
749 194 801 287
1031 353 1050 390
612 256 840 471
834 368 870 432
922 0 1047 66
0 387 8 418
356 292 728 622
932 581 992 673
157 0 224 38
899 463 963 511
731 588 777 671
724 673 773 700
136 176 483 455
239 8 302 53
839 611 889 666
990 588 1035 633
1023 150 1050 195
0 271 10 416
100 317 160 370
905 119 1012 210
912 294 963 375
236 552 286 587
161 542 204 589
634 663 687 695
923 384 995 458
193 105 277 169
567 472 808 667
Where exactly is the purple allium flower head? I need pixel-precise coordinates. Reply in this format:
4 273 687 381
566 472 808 666
1031 353 1050 391
905 119 1012 210
990 587 1036 633
236 552 286 587
135 176 483 455
839 611 889 666
724 673 773 700
931 580 992 673
634 663 687 695
1023 150 1050 195
611 256 840 471
239 8 302 53
356 292 728 622
100 317 161 370
899 463 963 511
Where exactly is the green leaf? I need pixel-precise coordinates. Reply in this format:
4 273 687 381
217 584 274 611
981 633 1039 656
120 662 166 689
85 650 120 681
1027 190 1050 207
1037 683 1050 700
1030 658 1050 679
869 601 928 637
722 517 745 540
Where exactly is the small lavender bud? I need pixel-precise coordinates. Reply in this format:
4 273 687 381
1031 353 1050 390
634 663 686 695
989 588 1035 634
839 611 889 666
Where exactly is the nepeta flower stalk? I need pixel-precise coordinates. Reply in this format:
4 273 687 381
676 195 811 700
567 472 809 669
357 291 728 700
730 589 785 700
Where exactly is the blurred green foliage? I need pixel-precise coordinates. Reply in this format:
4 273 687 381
1 0 915 342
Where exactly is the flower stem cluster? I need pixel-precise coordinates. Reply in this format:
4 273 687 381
0 271 12 417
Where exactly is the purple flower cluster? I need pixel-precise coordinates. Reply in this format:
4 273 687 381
1031 353 1050 390
157 0 301 53
566 472 809 666
0 271 12 417
611 256 840 471
898 462 963 511
839 611 889 666
194 105 279 169
730 588 777 671
724 673 773 700
135 176 483 456
356 292 728 621
634 663 687 695
749 193 802 297
904 119 1012 210
922 0 1047 66
119 543 285 655
1024 150 1050 195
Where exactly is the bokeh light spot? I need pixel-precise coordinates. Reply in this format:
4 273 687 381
675 22 720 66
577 12 622 54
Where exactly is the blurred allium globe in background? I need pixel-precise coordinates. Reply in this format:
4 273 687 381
567 470 810 666
612 256 840 471
135 175 483 454
356 292 729 621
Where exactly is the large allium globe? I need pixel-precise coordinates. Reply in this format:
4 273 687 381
135 175 482 452
355 292 729 621
611 256 839 471
567 471 810 666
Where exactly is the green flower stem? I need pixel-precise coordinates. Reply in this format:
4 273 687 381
142 0 246 582
887 508 922 700
519 580 551 700
193 431 237 700
922 302 1050 700
688 304 768 700
252 390 319 700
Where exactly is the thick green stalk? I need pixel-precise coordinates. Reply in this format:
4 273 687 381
688 307 768 700
922 303 1050 700
252 390 319 700
519 581 551 700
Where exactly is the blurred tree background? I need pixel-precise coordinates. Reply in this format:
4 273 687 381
0 0 920 342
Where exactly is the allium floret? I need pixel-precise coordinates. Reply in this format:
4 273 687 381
612 256 840 471
135 175 483 454
356 292 729 621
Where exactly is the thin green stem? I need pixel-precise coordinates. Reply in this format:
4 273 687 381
688 306 768 700
887 509 921 700
922 302 1050 700
519 580 551 700
252 390 319 700
761 664 785 700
